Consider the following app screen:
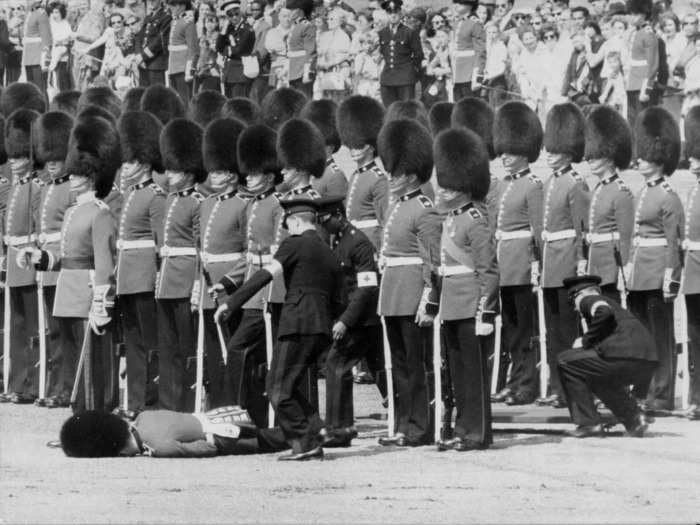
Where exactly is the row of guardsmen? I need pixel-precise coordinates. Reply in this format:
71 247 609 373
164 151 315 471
0 79 698 456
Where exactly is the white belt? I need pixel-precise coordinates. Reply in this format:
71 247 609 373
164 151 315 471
169 44 188 51
632 236 667 248
351 219 379 229
381 256 422 267
542 229 576 242
202 251 243 264
117 239 156 250
438 264 474 276
495 229 532 241
160 246 197 257
38 232 61 244
246 252 273 264
683 240 700 251
23 37 42 43
586 231 620 244
4 234 36 246
453 50 475 58
629 59 648 67
288 50 306 58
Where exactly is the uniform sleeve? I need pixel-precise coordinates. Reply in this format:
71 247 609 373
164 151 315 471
469 216 499 318
372 175 389 227
149 438 218 458
338 237 378 328
662 192 684 283
527 179 544 256
570 180 590 261
580 295 616 349
614 187 635 266
91 208 117 314
224 268 273 312
417 207 442 309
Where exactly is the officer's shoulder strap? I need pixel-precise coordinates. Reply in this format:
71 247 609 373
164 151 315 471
370 166 385 178
467 207 483 220
94 199 110 211
417 194 433 208
527 172 542 185
273 191 283 201
32 177 45 187
570 170 585 184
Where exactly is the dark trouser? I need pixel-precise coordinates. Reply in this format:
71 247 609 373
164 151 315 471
452 81 476 103
42 285 63 399
600 283 621 304
120 292 159 412
203 307 239 410
383 315 431 443
224 81 252 98
169 72 191 108
289 77 313 99
500 285 538 397
266 333 327 453
139 68 165 87
543 287 578 398
558 348 655 429
25 65 45 93
628 290 674 409
686 294 700 406
442 318 492 445
54 61 73 92
58 316 119 413
157 298 195 412
225 309 268 427
325 323 386 430
196 75 221 93
7 285 39 396
380 84 415 107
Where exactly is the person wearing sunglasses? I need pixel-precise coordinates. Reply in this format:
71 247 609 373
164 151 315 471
451 0 486 103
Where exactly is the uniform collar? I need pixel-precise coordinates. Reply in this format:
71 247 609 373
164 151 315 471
130 178 153 191
173 186 196 197
553 165 573 178
447 201 474 217
15 171 36 185
288 184 312 196
52 174 70 185
357 159 377 173
398 188 422 202
504 167 531 181
217 189 237 201
646 175 664 187
76 191 97 205
254 187 276 200
599 173 619 186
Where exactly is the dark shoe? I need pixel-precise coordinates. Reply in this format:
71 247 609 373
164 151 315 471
505 392 536 406
625 420 648 438
320 427 358 448
278 446 324 461
34 397 48 407
46 439 62 449
111 408 139 421
11 392 37 404
491 387 512 403
378 433 406 447
46 395 70 408
565 424 605 438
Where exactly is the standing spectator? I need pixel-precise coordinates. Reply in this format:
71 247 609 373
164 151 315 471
377 0 423 106
47 1 74 94
475 3 491 25
660 13 684 119
167 0 198 106
451 0 487 102
570 6 588 32
216 0 255 97
353 30 382 98
6 3 25 84
22 0 52 94
0 7 13 86
513 24 546 111
562 30 593 105
422 28 450 107
483 21 508 107
84 13 138 90
195 13 222 92
599 51 628 115
350 9 373 53
135 0 171 87
286 0 316 98
626 0 659 127
494 0 515 33
541 24 568 114
265 6 292 88
73 0 106 90
317 8 351 102
249 0 272 103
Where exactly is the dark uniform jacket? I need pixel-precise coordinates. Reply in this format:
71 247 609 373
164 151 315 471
578 294 657 362
138 4 171 71
216 20 255 83
378 23 423 86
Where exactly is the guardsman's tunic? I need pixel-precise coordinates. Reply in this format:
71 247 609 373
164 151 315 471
541 165 590 398
138 4 171 86
628 175 684 411
41 191 118 412
4 172 41 399
117 178 165 412
37 174 73 400
378 188 441 444
585 172 634 298
377 22 423 106
450 16 486 101
198 189 249 408
287 17 316 97
312 158 348 198
22 7 51 90
681 178 700 407
156 186 203 412
168 13 198 104
494 167 543 400
439 200 498 446
626 27 659 125
345 159 388 250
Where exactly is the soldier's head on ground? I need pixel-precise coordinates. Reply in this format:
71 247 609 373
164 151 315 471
34 111 74 177
378 118 433 195
118 110 164 175
338 95 385 162
434 127 490 204
451 97 495 160
0 82 46 117
160 118 206 188
300 99 340 155
222 97 261 125
261 87 307 131
141 85 186 125
49 90 81 115
544 102 585 169
584 104 632 176
60 411 133 457
494 101 543 164
277 118 326 184
238 124 282 190
634 106 680 176
189 89 227 127
428 101 453 137
204 117 247 189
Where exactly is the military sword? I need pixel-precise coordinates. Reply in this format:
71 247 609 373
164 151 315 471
259 244 275 428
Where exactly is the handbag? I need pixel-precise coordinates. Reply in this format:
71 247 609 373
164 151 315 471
242 55 260 79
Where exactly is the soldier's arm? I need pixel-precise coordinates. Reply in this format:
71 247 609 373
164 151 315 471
149 192 166 250
570 179 591 262
417 207 442 313
662 192 684 287
580 295 616 348
91 208 117 318
372 175 389 227
526 179 544 255
339 237 378 328
614 186 635 266
148 438 218 457
469 214 499 319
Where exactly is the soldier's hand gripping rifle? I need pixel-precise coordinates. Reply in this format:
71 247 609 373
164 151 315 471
430 262 453 443
200 255 228 367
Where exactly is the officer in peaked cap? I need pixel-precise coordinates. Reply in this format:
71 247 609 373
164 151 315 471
216 0 255 98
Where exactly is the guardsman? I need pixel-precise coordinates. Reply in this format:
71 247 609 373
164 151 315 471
625 0 659 126
491 102 544 406
216 0 256 98
300 99 349 198
583 105 634 302
211 124 282 427
20 115 121 413
140 84 186 125
22 0 52 93
538 103 590 408
189 90 227 128
33 111 74 408
166 0 198 107
285 0 316 99
558 275 657 438
433 128 498 451
215 197 343 461
136 0 172 87
627 107 684 414
197 117 249 408
316 195 385 448
0 83 47 118
681 106 700 420
260 87 307 132
376 119 441 447
77 87 122 121
1 109 42 405
377 0 423 107
156 118 206 413
450 0 486 102
115 111 165 415
337 95 389 250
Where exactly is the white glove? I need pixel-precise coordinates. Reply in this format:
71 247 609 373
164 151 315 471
572 337 583 349
190 279 202 309
208 283 225 301
89 284 113 335
475 320 494 336
15 247 41 269
663 267 679 300
576 259 587 276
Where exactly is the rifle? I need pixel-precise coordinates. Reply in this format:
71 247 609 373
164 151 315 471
200 258 228 366
532 243 548 400
259 245 275 428
613 244 628 309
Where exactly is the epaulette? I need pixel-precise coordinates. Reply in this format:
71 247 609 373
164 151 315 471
191 191 205 202
148 182 165 195
468 207 483 220
417 195 433 208
616 179 630 191
94 199 109 210
273 191 283 200
32 178 45 187
528 173 542 185
661 181 675 193
571 170 584 184
371 166 384 178
0 176 9 185
308 188 321 199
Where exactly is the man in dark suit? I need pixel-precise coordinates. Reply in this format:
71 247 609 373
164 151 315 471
216 0 256 98
377 0 423 107
136 0 172 87
215 197 343 461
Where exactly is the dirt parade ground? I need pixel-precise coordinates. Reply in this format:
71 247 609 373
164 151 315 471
2 381 700 524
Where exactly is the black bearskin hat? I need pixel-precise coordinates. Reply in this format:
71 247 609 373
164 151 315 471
60 411 130 457
34 111 74 164
277 118 326 179
222 97 261 125
300 99 340 153
634 106 680 175
584 105 632 169
434 127 490 200
49 90 81 115
378 118 433 183
189 89 227 127
203 117 246 177
117 110 163 171
544 102 585 163
337 95 385 150
237 124 282 183
122 87 146 113
385 100 430 130
64 115 121 199
494 101 543 162
77 104 117 125
77 86 121 119
260 87 307 130
286 0 313 17
451 97 495 159
685 105 700 160
160 118 206 183
428 101 454 137
5 108 40 159
141 84 186 125
0 82 46 117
